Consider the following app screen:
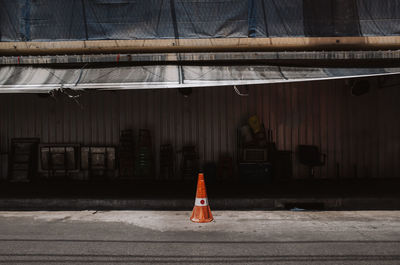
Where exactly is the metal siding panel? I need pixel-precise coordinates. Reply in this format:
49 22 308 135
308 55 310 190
79 98 86 144
113 93 120 145
335 80 345 179
255 86 263 131
369 87 380 179
98 94 105 144
117 92 124 135
352 90 364 178
173 89 179 163
345 80 353 178
298 81 310 177
75 100 83 144
204 87 213 162
125 91 132 131
198 87 205 165
231 86 241 164
207 87 214 162
228 86 236 156
320 81 329 179
212 87 219 162
55 99 63 143
353 84 360 179
296 83 307 178
182 93 189 147
392 88 400 178
378 88 386 178
276 85 284 150
270 84 279 148
285 84 293 154
396 88 400 178
395 88 400 178
225 87 234 162
290 84 300 179
386 87 400 178
194 88 200 158
363 90 374 178
0 82 399 180
65 100 72 143
217 88 223 156
346 85 355 179
312 83 321 148
103 93 111 145
280 84 288 150
0 96 7 178
71 100 77 144
361 92 370 178
42 97 49 143
90 95 97 144
168 90 176 173
46 98 52 142
153 90 161 179
335 81 343 178
28 96 35 137
328 81 337 179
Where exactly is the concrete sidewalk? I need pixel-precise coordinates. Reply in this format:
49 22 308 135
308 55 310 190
1 210 400 235
0 211 399 264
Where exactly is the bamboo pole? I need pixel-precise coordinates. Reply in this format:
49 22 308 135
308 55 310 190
1 36 400 55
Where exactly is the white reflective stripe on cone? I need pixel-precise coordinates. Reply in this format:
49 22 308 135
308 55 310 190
195 198 208 206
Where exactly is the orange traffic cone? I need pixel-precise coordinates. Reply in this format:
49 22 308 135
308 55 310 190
190 172 214 223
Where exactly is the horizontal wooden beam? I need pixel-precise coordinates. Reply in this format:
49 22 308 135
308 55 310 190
1 37 400 55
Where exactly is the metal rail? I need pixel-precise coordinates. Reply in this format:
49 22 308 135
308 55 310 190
1 50 400 65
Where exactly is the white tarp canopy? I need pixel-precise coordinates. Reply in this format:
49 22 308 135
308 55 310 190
1 65 400 93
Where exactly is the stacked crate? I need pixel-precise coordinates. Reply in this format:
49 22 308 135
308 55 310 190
118 130 135 178
181 145 198 181
38 144 80 179
159 144 174 180
9 138 39 182
81 147 116 180
134 129 153 178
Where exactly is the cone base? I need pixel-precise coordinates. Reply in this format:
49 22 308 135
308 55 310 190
190 206 214 223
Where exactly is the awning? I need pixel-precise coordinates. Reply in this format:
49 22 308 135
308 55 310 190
1 65 400 93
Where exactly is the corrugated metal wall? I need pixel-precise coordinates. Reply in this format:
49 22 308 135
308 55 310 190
1 79 399 179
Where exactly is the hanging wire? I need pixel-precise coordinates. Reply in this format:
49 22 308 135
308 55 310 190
277 65 288 80
44 67 84 108
74 62 88 86
61 85 84 109
233 85 248 96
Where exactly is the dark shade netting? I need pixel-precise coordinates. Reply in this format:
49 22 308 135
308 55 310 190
1 0 400 41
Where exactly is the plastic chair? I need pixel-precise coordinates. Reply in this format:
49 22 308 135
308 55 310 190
298 145 326 177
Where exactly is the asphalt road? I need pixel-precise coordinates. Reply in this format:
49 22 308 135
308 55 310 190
0 211 399 264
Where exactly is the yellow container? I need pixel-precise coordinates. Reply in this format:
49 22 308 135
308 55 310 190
248 115 261 134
